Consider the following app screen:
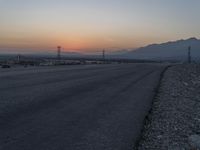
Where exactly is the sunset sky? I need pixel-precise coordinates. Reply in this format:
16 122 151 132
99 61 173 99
0 0 200 53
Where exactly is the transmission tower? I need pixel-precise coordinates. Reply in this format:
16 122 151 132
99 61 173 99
103 49 105 60
57 46 61 60
188 46 191 64
17 54 21 63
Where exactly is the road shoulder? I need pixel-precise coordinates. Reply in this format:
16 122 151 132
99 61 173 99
135 64 200 150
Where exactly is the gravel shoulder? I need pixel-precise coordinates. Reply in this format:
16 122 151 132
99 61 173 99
135 64 200 150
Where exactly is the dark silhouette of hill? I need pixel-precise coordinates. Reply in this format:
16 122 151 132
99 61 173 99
114 37 200 61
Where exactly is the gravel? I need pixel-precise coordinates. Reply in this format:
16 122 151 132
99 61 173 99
188 134 200 149
135 64 200 150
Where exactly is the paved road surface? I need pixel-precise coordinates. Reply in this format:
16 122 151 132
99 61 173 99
0 64 166 150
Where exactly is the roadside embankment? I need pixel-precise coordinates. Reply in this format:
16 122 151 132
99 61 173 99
135 64 200 150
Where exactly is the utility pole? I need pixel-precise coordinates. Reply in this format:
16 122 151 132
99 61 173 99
188 46 191 64
57 46 61 60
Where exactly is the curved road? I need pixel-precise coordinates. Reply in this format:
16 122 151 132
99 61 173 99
0 64 165 150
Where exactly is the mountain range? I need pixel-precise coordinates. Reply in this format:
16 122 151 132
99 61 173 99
114 37 200 61
2 37 200 62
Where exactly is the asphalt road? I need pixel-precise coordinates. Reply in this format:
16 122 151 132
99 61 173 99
0 64 166 150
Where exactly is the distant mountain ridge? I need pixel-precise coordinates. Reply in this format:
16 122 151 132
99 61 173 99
2 38 200 62
115 37 200 61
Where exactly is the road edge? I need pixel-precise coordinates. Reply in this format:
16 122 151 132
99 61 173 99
133 65 172 150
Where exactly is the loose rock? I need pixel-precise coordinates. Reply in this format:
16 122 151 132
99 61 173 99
135 64 200 150
188 135 200 150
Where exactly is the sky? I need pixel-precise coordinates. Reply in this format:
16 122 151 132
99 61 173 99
0 0 200 54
